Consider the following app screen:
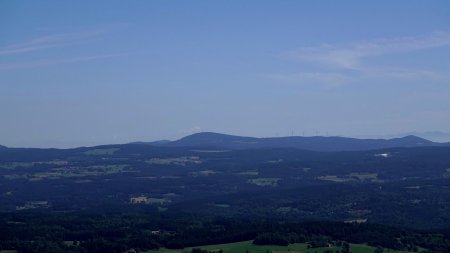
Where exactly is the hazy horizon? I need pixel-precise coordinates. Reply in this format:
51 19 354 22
1 1 450 148
2 130 450 149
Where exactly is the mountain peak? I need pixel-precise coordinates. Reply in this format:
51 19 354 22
394 135 433 144
181 132 243 139
402 135 426 139
162 132 441 151
183 132 231 138
175 132 252 146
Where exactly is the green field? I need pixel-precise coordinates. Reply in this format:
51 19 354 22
348 172 378 181
317 173 381 183
4 164 130 181
15 200 49 211
0 162 34 170
236 171 259 176
146 156 202 166
248 178 280 186
317 175 354 183
193 170 218 176
147 240 412 253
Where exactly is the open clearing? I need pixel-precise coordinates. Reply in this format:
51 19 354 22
192 170 217 176
146 240 412 253
348 172 378 181
316 174 382 183
130 196 171 205
146 156 202 166
4 164 130 181
317 175 354 183
15 201 49 210
0 162 34 170
248 178 280 187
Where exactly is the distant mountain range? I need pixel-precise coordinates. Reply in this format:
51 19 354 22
143 132 450 152
388 131 450 143
2 132 450 152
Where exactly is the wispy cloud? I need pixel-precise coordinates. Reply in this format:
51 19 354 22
0 25 131 70
0 53 129 70
364 68 444 80
272 31 450 86
0 30 103 56
286 31 450 69
267 72 353 87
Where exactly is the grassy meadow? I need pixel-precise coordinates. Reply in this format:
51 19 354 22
147 240 412 253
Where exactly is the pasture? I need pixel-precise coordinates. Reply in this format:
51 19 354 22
248 178 280 186
147 240 412 253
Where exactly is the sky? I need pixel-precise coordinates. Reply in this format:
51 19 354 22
1 0 450 148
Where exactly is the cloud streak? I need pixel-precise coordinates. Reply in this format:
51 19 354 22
0 53 129 70
286 31 450 69
271 31 450 86
0 30 104 56
267 72 353 87
0 25 132 70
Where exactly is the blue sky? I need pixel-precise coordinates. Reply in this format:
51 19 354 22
1 0 450 148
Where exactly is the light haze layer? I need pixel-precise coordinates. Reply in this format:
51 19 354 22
1 1 450 148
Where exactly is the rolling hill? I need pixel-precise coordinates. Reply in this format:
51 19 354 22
148 132 447 151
